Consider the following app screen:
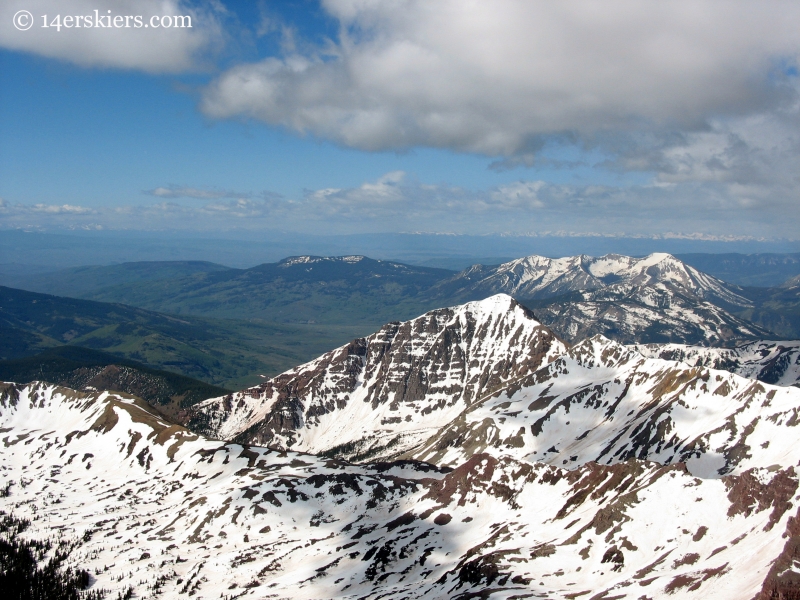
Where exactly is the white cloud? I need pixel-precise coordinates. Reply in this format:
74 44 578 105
492 182 546 209
2 171 798 238
31 203 94 214
145 185 251 199
0 0 224 73
201 0 800 158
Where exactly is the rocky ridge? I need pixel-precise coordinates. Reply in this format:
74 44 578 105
411 335 800 476
4 381 800 599
634 340 800 388
189 295 566 461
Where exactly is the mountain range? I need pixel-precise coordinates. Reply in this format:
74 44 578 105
3 252 797 381
432 252 773 344
2 256 451 325
190 295 800 468
2 251 798 408
3 289 800 598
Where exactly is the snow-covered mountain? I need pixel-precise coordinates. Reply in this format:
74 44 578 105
440 252 752 305
435 252 768 344
190 295 792 471
189 295 566 461
5 381 800 599
534 296 766 345
412 335 800 476
635 340 800 388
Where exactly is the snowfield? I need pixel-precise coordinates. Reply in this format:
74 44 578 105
3 382 800 599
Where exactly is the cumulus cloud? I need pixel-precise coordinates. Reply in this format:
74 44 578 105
201 0 800 160
0 0 224 73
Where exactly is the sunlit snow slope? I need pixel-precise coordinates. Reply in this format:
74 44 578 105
413 336 800 478
634 340 800 388
4 382 800 599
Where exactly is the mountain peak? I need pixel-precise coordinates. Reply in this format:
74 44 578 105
190 295 566 461
279 255 368 266
459 293 522 316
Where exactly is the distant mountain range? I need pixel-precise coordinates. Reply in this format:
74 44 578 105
2 252 798 401
433 252 750 304
5 252 798 341
431 252 773 344
2 256 451 325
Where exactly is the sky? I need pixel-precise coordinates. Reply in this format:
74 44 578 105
1 0 799 241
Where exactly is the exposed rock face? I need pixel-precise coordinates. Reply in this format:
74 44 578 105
433 252 769 344
3 382 800 599
635 340 800 388
189 295 566 460
412 335 800 476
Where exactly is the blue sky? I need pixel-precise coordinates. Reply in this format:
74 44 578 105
1 51 613 203
1 1 799 239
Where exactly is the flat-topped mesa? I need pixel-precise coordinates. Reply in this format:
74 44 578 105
189 294 567 461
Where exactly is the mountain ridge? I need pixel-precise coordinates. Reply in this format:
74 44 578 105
189 295 799 475
0 345 231 422
189 294 567 461
410 334 800 476
432 252 770 344
4 375 800 598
